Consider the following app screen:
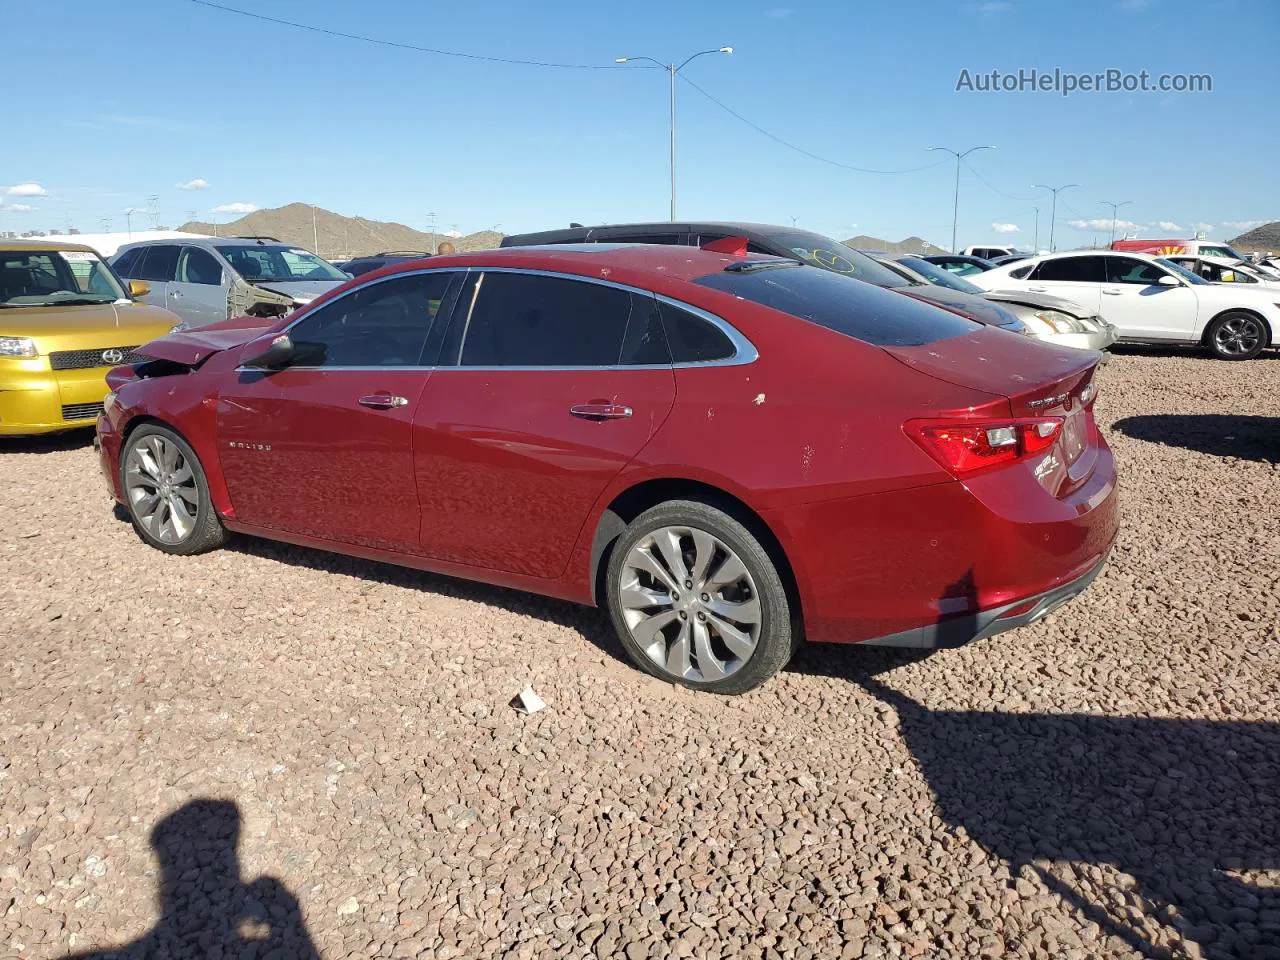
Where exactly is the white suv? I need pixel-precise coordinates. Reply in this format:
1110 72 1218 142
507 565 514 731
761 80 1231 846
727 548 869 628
968 250 1280 360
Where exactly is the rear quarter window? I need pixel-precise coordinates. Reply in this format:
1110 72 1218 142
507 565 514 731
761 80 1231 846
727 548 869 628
695 265 978 347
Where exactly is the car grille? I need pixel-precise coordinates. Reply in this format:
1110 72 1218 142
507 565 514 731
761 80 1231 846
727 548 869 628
61 402 105 422
48 346 142 371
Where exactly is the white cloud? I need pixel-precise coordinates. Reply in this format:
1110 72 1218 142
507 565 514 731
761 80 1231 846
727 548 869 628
177 178 208 191
1068 218 1140 232
1223 220 1272 231
1156 220 1183 232
1 203 34 213
1194 222 1214 234
212 202 257 215
991 223 1020 234
6 182 47 197
764 6 796 17
443 228 462 238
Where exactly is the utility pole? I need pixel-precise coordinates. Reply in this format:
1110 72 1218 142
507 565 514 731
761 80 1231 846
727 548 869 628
1032 183 1078 252
125 209 134 237
1099 199 1133 247
1033 206 1039 252
616 47 734 221
927 145 995 253
311 204 319 254
147 195 160 229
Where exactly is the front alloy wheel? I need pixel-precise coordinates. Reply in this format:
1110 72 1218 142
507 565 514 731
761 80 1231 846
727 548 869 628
121 425 226 555
1208 312 1267 360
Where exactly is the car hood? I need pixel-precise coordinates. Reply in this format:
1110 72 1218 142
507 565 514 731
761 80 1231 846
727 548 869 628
135 314 277 367
0 301 180 354
981 289 1091 316
895 285 1023 328
252 279 346 303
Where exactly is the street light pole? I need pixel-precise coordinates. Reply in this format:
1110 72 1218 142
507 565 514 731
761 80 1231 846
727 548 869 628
927 145 994 253
1033 206 1040 252
1032 183 1078 252
1099 199 1133 246
617 47 733 221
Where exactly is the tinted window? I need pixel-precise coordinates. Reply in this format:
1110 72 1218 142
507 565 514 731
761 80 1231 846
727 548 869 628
459 273 632 367
606 232 683 245
1105 257 1169 285
897 257 983 294
758 229 915 288
660 302 735 362
289 272 456 367
179 247 223 285
1031 256 1106 283
1009 263 1034 279
135 245 179 282
620 296 671 365
696 264 977 347
113 248 141 276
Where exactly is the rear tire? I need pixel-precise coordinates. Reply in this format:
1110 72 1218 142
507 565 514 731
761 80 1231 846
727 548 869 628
605 499 794 694
1205 312 1268 361
120 424 226 555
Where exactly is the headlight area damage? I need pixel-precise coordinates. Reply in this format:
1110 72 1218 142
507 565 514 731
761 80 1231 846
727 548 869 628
229 275 297 319
104 316 278 389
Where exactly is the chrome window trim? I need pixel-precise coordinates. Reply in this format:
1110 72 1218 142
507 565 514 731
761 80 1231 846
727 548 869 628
243 264 758 373
451 267 758 370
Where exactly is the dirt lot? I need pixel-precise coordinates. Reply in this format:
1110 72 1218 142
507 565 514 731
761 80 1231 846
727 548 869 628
1 349 1277 960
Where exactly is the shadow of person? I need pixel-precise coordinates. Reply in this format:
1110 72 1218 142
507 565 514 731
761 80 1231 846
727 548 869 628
860 676 1280 957
64 799 320 960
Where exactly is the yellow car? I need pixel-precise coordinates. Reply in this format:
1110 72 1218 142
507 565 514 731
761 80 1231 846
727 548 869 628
0 240 179 436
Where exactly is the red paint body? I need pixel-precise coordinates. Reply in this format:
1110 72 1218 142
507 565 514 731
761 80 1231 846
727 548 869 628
97 246 1118 646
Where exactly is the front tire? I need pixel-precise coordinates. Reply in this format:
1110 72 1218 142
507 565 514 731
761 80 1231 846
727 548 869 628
121 424 226 555
605 500 795 694
1206 312 1268 360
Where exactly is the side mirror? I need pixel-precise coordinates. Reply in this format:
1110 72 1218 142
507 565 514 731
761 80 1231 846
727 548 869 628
1156 275 1181 287
128 279 151 298
240 333 295 370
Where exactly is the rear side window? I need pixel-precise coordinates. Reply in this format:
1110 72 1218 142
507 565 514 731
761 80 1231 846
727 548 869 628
1009 263 1034 279
695 265 977 347
459 273 632 367
135 245 179 282
659 302 735 362
1031 256 1106 283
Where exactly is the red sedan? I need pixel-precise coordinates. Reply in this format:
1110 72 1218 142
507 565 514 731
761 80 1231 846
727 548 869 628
96 243 1118 693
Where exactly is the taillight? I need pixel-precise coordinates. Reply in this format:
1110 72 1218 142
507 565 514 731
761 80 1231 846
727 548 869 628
905 417 1064 476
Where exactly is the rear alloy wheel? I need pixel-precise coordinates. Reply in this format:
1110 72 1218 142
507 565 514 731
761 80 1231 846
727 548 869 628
606 500 794 694
1206 311 1268 360
122 424 226 555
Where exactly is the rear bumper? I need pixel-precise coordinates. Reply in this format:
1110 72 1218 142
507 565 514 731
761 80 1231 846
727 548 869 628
860 546 1111 649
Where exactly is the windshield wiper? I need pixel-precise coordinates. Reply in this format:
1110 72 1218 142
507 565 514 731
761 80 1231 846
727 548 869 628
35 297 116 307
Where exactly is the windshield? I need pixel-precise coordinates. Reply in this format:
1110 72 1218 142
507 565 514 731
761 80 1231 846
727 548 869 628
214 245 347 282
759 229 916 289
1198 244 1242 260
1156 258 1210 285
896 256 984 294
0 249 126 306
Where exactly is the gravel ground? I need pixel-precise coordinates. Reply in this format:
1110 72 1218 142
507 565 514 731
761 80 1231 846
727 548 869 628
1 349 1277 960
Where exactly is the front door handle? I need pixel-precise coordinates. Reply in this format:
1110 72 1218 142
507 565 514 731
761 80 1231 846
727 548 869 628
168 290 183 298
570 402 633 420
1102 288 1123 295
358 394 409 409
1027 286 1047 292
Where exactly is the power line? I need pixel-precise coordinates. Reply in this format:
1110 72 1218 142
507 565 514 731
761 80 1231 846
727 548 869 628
186 0 631 69
960 157 1035 203
679 75 949 176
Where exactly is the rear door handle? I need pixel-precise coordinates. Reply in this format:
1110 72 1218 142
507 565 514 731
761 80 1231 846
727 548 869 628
168 290 183 298
358 394 409 409
1027 286 1047 292
570 403 632 420
1102 288 1123 295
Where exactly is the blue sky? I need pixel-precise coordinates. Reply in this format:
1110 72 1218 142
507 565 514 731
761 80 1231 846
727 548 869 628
3 0 1277 248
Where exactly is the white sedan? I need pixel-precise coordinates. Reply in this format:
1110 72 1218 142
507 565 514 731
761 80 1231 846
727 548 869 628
967 250 1280 360
1163 254 1280 288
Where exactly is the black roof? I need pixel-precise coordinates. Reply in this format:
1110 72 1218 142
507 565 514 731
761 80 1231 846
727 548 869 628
501 221 801 249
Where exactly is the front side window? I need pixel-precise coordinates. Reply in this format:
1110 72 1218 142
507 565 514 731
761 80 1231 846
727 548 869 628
0 249 126 306
215 245 347 282
179 247 223 285
1105 257 1170 285
896 257 983 294
135 245 180 283
458 273 633 367
1031 256 1106 283
288 272 457 367
112 248 142 277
